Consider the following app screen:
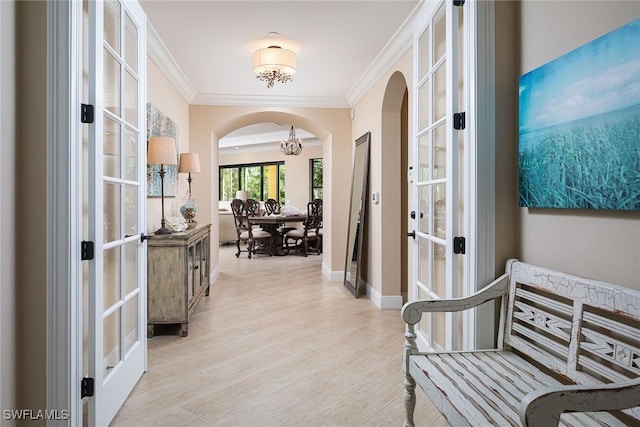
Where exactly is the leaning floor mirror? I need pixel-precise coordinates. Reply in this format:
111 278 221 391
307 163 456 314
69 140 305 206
344 132 370 297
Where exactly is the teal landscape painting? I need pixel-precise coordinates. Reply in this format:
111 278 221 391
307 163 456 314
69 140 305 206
519 18 640 210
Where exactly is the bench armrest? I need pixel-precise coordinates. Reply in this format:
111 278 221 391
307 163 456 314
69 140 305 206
520 378 640 427
401 272 509 325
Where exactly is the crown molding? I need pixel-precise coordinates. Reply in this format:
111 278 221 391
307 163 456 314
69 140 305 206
346 1 422 107
191 93 350 109
146 20 197 103
146 3 423 109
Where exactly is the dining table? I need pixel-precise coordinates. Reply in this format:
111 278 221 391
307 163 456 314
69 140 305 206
249 214 308 256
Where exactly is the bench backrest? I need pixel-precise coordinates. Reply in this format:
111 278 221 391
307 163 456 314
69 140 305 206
503 259 640 387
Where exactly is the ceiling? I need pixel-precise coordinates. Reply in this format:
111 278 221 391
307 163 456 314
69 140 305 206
139 0 419 148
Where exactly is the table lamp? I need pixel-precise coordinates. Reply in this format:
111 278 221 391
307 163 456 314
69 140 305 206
148 136 177 235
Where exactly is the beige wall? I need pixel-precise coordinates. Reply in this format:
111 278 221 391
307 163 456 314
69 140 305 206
219 144 324 211
494 2 519 276
189 106 351 273
147 60 191 233
352 51 413 299
15 0 47 418
518 1 640 289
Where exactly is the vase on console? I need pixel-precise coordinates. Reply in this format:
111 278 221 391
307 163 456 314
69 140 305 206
180 192 197 229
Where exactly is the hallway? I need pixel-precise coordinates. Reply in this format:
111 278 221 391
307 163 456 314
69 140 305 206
111 245 446 426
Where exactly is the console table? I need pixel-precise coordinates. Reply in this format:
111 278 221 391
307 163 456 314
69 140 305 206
147 224 211 337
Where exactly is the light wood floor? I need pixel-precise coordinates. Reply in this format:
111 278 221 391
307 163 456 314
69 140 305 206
111 244 447 426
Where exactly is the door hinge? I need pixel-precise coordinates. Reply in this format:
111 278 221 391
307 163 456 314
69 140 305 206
453 0 465 6
81 240 95 261
453 236 466 254
410 211 424 219
81 103 94 124
81 377 94 398
453 112 466 130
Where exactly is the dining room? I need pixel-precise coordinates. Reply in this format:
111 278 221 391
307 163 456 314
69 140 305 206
217 123 325 259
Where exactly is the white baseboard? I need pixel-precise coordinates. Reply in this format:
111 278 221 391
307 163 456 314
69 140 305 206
322 262 343 281
366 283 403 310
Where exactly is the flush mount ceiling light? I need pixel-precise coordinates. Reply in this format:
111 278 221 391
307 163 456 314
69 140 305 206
280 126 303 156
253 33 297 89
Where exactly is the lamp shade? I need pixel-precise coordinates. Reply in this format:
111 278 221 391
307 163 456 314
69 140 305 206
147 137 177 165
235 190 249 201
253 46 296 76
178 153 201 173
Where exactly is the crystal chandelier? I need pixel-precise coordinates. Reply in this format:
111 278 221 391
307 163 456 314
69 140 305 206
280 126 303 156
253 45 296 89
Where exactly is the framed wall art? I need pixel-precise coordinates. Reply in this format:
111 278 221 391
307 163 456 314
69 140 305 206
519 18 640 211
146 103 178 197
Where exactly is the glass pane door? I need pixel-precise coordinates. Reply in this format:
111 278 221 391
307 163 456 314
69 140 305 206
87 0 147 425
411 1 467 352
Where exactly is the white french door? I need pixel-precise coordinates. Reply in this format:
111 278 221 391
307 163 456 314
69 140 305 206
86 0 147 425
410 1 470 352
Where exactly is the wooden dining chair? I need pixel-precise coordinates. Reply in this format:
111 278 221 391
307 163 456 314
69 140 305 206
230 199 272 259
245 198 261 216
264 198 281 215
265 198 296 242
312 198 323 253
283 202 322 256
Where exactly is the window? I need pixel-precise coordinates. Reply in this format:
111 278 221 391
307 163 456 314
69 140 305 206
219 162 285 202
310 158 323 200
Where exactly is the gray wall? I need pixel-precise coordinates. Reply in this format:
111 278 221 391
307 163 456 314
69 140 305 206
1 0 17 421
517 1 640 289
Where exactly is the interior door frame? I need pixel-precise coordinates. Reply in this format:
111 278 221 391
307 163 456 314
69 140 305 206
468 0 497 350
46 0 83 424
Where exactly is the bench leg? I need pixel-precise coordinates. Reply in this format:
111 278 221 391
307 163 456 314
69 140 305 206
404 374 416 427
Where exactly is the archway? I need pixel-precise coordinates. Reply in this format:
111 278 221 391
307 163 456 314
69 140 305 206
188 106 353 281
380 71 409 303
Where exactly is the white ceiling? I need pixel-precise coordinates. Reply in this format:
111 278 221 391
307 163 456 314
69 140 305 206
139 0 419 148
218 122 320 153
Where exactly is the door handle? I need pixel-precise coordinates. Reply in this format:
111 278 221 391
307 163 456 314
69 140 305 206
140 233 150 243
407 230 416 240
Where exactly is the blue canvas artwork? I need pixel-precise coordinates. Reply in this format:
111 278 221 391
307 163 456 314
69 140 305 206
519 18 640 210
146 103 178 197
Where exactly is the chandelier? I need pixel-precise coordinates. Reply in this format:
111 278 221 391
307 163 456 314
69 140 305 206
253 45 296 89
280 126 303 156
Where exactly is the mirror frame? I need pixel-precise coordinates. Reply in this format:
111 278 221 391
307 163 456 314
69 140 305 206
343 132 370 297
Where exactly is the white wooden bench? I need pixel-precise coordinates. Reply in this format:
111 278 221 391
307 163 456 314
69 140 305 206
401 259 640 427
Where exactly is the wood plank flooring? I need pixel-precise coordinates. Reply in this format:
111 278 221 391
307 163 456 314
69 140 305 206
111 244 447 426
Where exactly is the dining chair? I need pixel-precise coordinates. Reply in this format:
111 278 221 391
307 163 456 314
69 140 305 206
312 198 323 253
265 198 295 243
245 198 261 216
264 198 281 215
283 201 322 256
230 199 272 259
